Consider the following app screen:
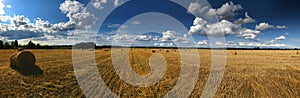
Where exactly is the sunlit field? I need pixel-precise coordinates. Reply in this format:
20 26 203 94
0 49 299 97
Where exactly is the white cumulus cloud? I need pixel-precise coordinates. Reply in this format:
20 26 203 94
188 1 242 20
196 40 208 45
6 5 12 9
59 0 97 29
275 36 286 40
255 22 287 30
93 0 107 10
205 2 242 20
268 33 288 44
188 2 209 15
59 0 84 16
234 12 255 24
189 17 261 39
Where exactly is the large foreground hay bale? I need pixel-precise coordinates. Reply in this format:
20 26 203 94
10 51 43 76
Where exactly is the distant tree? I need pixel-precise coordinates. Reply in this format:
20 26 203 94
26 40 36 49
36 43 42 49
4 42 12 49
0 40 3 49
13 40 18 48
11 41 14 48
253 47 260 50
43 45 53 49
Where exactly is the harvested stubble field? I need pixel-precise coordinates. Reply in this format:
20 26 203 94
0 49 299 97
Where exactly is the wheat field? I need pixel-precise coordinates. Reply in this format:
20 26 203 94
0 49 299 97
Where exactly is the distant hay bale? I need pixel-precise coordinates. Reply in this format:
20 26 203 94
89 48 94 51
104 48 108 51
166 49 169 52
10 51 43 76
297 51 299 55
17 48 25 52
232 50 237 55
152 49 156 53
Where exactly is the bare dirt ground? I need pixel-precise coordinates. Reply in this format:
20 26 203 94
0 49 299 97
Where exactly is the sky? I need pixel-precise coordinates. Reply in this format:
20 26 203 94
0 0 299 48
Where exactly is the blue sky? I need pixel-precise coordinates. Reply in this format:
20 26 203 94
0 0 299 48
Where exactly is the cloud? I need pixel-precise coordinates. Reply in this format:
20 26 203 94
0 16 9 22
276 26 287 29
153 43 174 47
0 15 77 40
51 21 76 31
205 2 242 20
196 40 208 45
59 0 98 29
187 2 261 40
255 23 273 30
69 8 97 29
0 30 44 40
161 30 178 42
35 18 52 29
93 0 107 10
275 36 286 40
255 22 287 30
234 12 255 24
188 1 242 20
238 29 261 39
10 15 30 27
92 0 122 10
240 33 257 39
187 2 209 15
134 35 152 41
113 0 123 7
211 41 288 48
188 17 207 34
204 20 240 36
59 0 84 15
189 17 261 39
0 1 10 22
226 41 286 47
6 5 11 9
268 33 288 44
102 30 193 47
0 1 5 15
130 21 141 25
161 30 190 43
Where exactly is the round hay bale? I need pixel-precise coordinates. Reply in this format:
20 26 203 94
152 49 156 53
104 48 108 51
10 51 43 76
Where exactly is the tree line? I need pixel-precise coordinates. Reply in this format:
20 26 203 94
0 40 62 49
